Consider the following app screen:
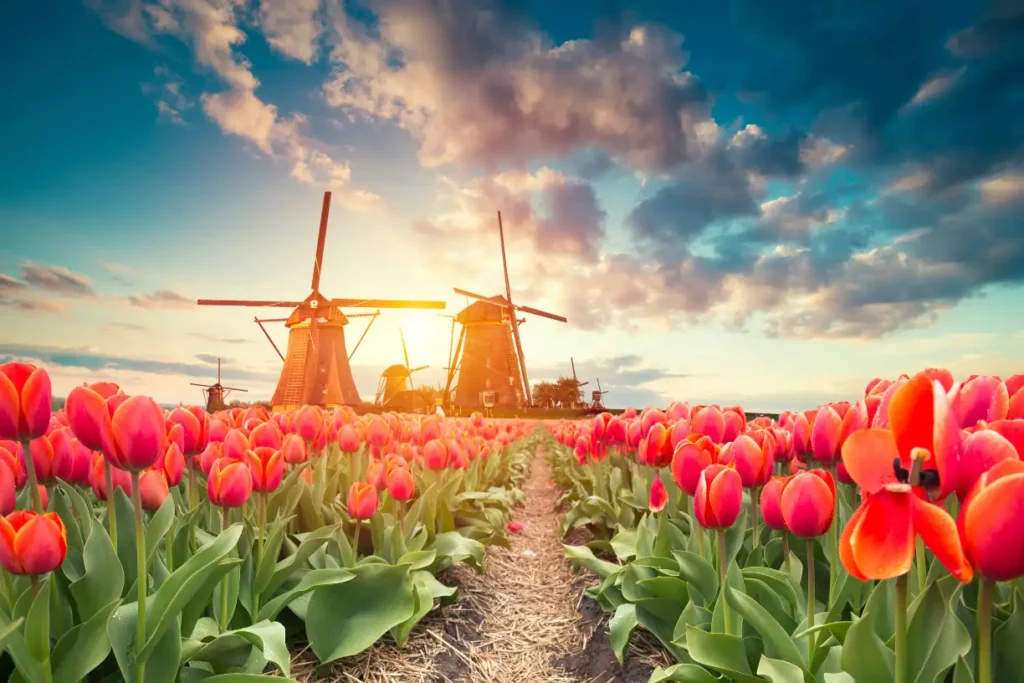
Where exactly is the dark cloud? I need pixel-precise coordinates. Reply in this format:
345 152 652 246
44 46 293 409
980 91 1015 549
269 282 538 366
0 274 27 296
20 262 95 297
128 289 194 309
0 344 280 383
0 273 64 314
195 353 232 365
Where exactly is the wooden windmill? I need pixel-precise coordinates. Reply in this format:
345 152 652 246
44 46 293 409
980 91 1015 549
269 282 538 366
197 192 446 410
590 378 609 410
570 357 589 408
374 328 429 409
190 358 247 412
444 211 567 409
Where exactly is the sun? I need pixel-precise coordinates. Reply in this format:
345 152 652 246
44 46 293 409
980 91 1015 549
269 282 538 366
399 311 433 345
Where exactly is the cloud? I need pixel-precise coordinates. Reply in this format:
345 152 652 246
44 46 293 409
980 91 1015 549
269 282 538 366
0 272 66 314
257 0 323 64
187 332 251 344
901 67 966 110
323 1 713 172
142 65 193 125
194 353 231 365
102 321 148 333
128 289 194 309
529 354 693 409
0 274 27 297
19 262 95 297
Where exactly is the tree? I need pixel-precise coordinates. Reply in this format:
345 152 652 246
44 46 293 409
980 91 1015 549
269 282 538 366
532 376 584 408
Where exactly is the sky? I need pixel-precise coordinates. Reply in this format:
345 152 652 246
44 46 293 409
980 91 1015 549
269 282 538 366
1 0 1022 412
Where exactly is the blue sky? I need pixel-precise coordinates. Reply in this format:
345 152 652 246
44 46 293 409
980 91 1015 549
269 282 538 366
1 0 1022 411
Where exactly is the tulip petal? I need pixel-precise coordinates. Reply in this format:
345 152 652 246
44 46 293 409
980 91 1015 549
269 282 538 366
890 374 934 466
0 373 21 443
839 502 869 581
962 466 1024 581
21 368 52 440
911 495 972 583
14 513 66 575
780 471 834 538
709 466 743 528
841 429 900 493
957 430 1020 501
849 489 915 580
111 396 167 470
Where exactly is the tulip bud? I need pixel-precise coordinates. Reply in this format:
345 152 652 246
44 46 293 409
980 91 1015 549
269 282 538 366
0 510 66 575
245 447 285 493
780 470 835 538
691 406 726 443
811 406 842 464
959 459 1024 581
649 476 668 513
670 441 713 496
281 433 307 464
337 424 361 453
0 363 52 441
90 453 132 500
249 421 283 450
0 460 15 515
106 396 167 472
387 466 415 501
718 434 772 488
367 460 388 490
207 457 253 508
694 464 742 529
366 417 390 448
347 481 379 520
423 439 449 470
139 469 170 511
760 476 789 531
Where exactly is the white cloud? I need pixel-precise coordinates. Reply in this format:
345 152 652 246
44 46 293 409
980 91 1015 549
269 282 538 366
257 0 323 64
902 66 967 111
979 172 1024 206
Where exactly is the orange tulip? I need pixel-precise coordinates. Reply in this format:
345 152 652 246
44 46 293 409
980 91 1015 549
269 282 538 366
207 457 252 508
221 428 250 461
649 476 668 513
0 362 52 441
958 459 1024 581
294 405 325 443
718 434 773 488
89 453 132 500
639 422 672 468
67 391 167 472
670 441 713 496
139 468 170 511
0 510 67 575
423 439 449 470
887 373 962 501
691 406 726 443
347 481 379 520
245 447 285 493
839 429 972 582
780 470 835 538
167 405 209 455
366 416 390 448
387 466 416 501
367 460 387 489
158 442 185 487
760 475 789 531
0 458 15 515
694 464 742 529
281 433 307 464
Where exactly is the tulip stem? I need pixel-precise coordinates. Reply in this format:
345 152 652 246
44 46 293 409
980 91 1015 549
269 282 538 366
352 522 361 562
750 487 760 551
220 506 230 631
717 529 730 634
977 579 994 683
1 568 14 608
30 575 39 598
165 519 175 573
894 573 908 683
915 538 927 593
828 466 838 599
20 440 44 513
130 471 147 683
806 539 815 662
782 533 791 576
253 492 267 620
104 461 118 553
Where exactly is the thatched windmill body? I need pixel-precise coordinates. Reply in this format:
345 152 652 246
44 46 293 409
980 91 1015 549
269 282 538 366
197 192 446 410
444 212 567 409
375 328 430 410
190 358 247 412
590 378 609 410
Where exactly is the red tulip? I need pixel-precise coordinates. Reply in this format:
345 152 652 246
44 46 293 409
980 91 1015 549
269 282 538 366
0 363 52 441
294 405 325 443
760 476 789 531
958 459 1024 581
423 439 449 470
691 406 726 443
221 428 250 461
790 413 811 457
0 510 66 575
367 460 387 490
139 468 170 511
670 441 713 496
245 447 285 493
337 424 361 453
951 376 1009 428
780 470 835 538
649 476 668 513
811 406 842 464
167 406 208 455
68 391 167 472
158 442 185 487
694 464 742 529
281 433 307 464
249 420 282 450
839 429 972 582
506 519 524 533
347 482 379 520
0 458 15 515
46 428 78 482
366 417 390 448
207 457 252 508
718 434 773 488
26 432 62 483
955 430 1019 502
0 442 26 489
722 410 745 443
208 418 229 442
89 453 132 500
387 466 416 501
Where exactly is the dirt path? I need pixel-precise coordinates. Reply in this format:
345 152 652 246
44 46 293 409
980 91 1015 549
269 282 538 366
297 447 661 683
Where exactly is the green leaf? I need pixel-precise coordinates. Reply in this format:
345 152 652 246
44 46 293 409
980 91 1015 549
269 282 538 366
186 675 298 683
257 568 354 622
648 663 718 682
0 616 24 651
906 579 970 683
108 602 182 683
306 562 416 663
724 580 807 670
69 523 125 622
684 625 761 683
184 620 291 677
993 589 1024 683
430 531 485 572
671 550 718 604
756 655 807 683
51 598 120 683
841 613 894 683
952 656 975 683
24 577 50 663
609 603 637 665
609 528 638 561
145 496 177 563
563 544 620 580
264 525 337 597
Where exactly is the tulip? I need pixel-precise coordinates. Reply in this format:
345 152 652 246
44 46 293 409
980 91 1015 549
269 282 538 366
811 406 842 464
0 363 52 442
138 468 170 511
718 434 773 549
221 428 250 461
640 422 672 468
0 458 15 515
671 441 714 496
90 453 132 501
958 458 1024 683
423 439 449 470
207 457 253 509
955 430 1019 503
691 406 726 443
281 433 307 464
294 405 325 445
0 510 66 577
366 417 390 449
760 476 789 532
780 470 835 538
337 424 360 453
249 420 282 450
347 481 379 557
199 442 222 475
951 376 1009 428
507 520 523 534
387 465 415 502
649 475 668 513
694 463 742 633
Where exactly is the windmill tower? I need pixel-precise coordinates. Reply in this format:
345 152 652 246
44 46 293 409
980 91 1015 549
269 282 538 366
375 328 429 408
570 357 589 408
196 192 446 410
590 378 609 410
445 211 567 409
190 358 247 412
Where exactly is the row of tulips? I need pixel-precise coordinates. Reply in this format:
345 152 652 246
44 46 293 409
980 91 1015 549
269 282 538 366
550 369 1024 683
0 361 534 683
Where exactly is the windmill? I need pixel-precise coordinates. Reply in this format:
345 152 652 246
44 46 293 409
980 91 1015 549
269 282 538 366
196 192 446 410
374 327 430 410
190 358 247 413
590 378 609 410
570 357 589 408
444 211 567 409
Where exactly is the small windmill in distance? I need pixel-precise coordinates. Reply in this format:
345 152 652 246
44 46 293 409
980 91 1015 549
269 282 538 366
570 357 589 408
590 378 608 410
191 358 247 412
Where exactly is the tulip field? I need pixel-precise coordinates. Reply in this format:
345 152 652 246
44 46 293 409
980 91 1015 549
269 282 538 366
549 369 1024 683
1 362 1023 683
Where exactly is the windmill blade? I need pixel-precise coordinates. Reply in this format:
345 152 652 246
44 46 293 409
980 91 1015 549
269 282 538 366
497 211 514 305
222 386 248 392
254 317 285 362
329 298 446 310
513 303 567 323
198 299 304 308
189 383 215 388
310 191 331 294
345 312 380 318
348 310 378 360
400 327 411 369
409 365 429 373
452 288 509 307
578 381 589 387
